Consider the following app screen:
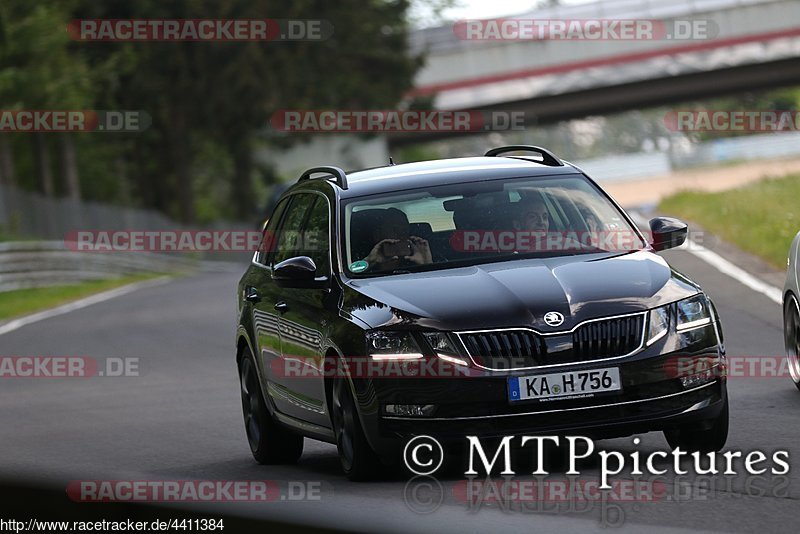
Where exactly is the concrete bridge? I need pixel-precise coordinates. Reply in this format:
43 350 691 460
390 0 800 145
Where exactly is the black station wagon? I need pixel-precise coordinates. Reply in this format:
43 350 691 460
236 146 728 480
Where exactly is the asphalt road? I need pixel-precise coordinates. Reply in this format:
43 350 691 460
0 244 797 533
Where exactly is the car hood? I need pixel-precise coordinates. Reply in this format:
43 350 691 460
343 251 700 331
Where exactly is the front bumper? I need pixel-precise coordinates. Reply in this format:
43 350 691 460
352 321 725 461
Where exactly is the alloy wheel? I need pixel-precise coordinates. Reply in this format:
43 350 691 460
786 295 800 385
332 377 356 471
240 358 262 451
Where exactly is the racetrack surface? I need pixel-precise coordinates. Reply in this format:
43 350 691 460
0 245 797 533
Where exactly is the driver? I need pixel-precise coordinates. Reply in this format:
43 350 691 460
511 197 551 252
513 197 550 233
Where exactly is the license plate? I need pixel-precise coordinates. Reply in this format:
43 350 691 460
508 367 622 402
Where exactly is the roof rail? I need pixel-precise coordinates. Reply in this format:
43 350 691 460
485 145 564 167
298 166 348 190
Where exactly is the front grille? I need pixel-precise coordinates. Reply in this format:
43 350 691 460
572 313 645 361
459 330 546 369
458 312 646 369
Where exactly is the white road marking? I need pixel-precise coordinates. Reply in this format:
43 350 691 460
629 211 782 305
0 277 172 336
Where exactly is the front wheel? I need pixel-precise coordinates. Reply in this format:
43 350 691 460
664 396 729 453
331 375 382 480
784 294 800 391
239 350 303 464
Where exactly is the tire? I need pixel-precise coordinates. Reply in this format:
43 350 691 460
331 375 382 480
784 294 800 391
664 396 729 453
239 349 303 464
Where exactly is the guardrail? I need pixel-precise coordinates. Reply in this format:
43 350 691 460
0 241 204 292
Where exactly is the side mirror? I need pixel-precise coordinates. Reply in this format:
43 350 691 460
649 217 688 251
273 256 329 289
273 256 317 281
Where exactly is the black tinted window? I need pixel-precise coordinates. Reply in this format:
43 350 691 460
272 194 316 266
298 197 330 274
256 198 288 265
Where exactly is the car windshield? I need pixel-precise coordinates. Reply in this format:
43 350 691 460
342 174 646 276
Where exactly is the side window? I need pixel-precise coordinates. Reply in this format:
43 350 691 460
298 197 330 275
256 198 289 265
272 194 316 266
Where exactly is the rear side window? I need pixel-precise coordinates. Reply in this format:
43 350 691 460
256 198 289 265
297 197 330 275
271 194 316 266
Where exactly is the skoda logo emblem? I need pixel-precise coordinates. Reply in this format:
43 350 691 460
543 311 565 327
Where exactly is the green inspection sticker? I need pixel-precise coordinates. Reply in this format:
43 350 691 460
350 260 369 273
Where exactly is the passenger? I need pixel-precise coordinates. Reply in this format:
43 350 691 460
578 206 603 248
579 207 601 234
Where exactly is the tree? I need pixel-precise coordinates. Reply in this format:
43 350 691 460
0 0 93 198
3 0 423 221
67 0 422 222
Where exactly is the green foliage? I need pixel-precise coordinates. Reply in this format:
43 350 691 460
1 0 422 223
0 1 93 109
659 173 800 269
0 273 162 320
683 88 800 141
395 144 441 163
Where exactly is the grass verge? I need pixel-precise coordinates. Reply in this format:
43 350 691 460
0 274 164 322
658 173 800 269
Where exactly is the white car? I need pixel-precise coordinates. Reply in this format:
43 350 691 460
784 231 800 391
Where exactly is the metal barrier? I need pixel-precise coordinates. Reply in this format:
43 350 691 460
0 184 253 292
0 241 202 292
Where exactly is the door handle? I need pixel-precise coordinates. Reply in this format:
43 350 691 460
274 301 289 313
244 286 261 303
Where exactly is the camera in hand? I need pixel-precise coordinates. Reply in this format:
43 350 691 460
383 240 412 258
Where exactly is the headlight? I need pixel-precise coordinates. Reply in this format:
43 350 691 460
366 331 423 360
423 332 470 366
646 294 712 346
646 306 669 346
675 294 712 331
